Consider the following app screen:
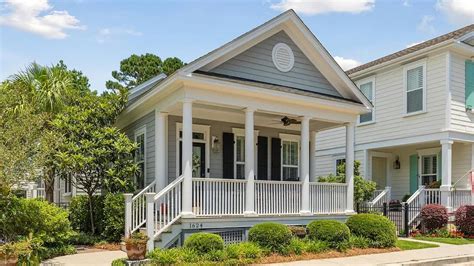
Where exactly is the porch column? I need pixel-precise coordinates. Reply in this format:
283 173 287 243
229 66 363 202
440 139 453 211
155 110 168 192
182 100 194 217
309 131 317 182
244 108 257 216
300 117 311 215
345 122 355 213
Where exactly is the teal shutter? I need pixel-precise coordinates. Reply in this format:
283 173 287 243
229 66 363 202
437 151 442 184
465 60 474 110
409 155 419 194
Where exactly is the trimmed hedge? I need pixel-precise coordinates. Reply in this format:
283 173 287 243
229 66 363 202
346 213 396 248
184 233 224 254
307 220 350 248
420 204 448 232
455 205 474 236
248 222 292 252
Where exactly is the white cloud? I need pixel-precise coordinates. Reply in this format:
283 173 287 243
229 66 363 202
270 0 375 15
96 27 143 43
0 0 84 39
334 56 361 71
417 15 436 34
402 0 410 7
436 0 474 25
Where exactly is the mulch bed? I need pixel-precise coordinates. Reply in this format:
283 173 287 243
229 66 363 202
257 248 401 264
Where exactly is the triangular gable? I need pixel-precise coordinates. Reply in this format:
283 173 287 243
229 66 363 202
178 10 372 108
206 30 342 98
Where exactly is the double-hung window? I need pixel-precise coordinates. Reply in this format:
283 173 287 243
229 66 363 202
421 154 437 186
335 158 346 176
405 62 426 114
235 135 245 179
358 78 375 124
134 127 146 189
280 134 299 181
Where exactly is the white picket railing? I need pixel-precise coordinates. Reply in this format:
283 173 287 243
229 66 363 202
424 189 441 205
152 176 184 239
309 182 347 214
371 190 384 201
405 186 425 225
255 180 302 215
192 178 246 216
369 187 391 208
130 181 156 233
451 189 472 210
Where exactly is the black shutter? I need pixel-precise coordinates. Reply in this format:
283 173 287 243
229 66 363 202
257 136 268 180
222 132 234 179
271 138 281 180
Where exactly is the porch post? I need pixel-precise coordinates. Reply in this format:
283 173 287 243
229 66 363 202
345 122 355 213
124 193 133 238
244 108 257 216
309 131 317 182
155 110 168 192
181 100 194 217
440 139 453 211
300 117 311 215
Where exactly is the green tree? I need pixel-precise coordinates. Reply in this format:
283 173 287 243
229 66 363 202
53 90 137 234
106 53 184 90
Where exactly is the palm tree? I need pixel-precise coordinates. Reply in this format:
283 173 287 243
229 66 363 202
10 63 73 202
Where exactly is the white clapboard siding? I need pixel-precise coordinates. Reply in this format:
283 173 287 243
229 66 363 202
450 52 474 133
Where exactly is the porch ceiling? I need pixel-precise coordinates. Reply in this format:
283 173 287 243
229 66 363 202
167 102 341 132
373 141 441 154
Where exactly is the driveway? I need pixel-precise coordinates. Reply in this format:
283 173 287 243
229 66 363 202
41 250 126 266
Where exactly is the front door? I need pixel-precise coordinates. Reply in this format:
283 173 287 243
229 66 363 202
372 157 387 189
179 142 206 178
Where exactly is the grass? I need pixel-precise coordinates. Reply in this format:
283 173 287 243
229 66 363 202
414 236 474 245
396 240 439 250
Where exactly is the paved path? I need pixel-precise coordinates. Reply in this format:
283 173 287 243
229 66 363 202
273 244 474 265
41 250 126 266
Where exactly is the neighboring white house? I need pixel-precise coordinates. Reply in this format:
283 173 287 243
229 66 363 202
115 10 372 250
315 25 474 210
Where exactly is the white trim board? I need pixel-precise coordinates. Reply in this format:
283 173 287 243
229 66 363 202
175 123 211 178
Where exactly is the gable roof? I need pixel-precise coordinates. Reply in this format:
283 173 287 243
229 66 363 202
347 24 474 75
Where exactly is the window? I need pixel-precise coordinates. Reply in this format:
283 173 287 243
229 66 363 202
282 140 299 181
335 158 346 176
235 136 245 179
421 155 437 186
64 176 72 194
405 62 426 114
358 78 375 124
134 127 146 189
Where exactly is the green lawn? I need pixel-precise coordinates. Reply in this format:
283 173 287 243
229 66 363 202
396 240 439 250
414 236 474 245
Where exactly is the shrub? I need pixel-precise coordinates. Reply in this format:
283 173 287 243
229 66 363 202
69 195 104 235
420 204 448 232
282 238 306 255
248 222 292 252
349 235 370 249
68 232 101 245
346 213 396 248
184 233 224 254
203 249 225 262
307 220 350 248
224 242 262 260
288 225 306 238
455 205 474 236
101 193 125 242
111 258 126 266
148 248 199 264
304 240 329 253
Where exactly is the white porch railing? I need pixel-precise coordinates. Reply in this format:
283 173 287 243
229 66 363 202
192 178 246 216
309 182 347 214
129 181 156 234
255 180 302 215
369 187 391 208
424 188 441 205
405 186 425 226
451 189 472 210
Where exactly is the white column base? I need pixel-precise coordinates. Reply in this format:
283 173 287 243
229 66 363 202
181 211 196 218
299 210 312 216
345 210 357 215
440 185 452 212
243 211 258 217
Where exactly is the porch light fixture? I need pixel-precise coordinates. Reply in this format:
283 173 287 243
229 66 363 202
212 136 220 153
393 156 401 169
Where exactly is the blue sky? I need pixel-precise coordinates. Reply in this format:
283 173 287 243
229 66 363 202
1 0 473 92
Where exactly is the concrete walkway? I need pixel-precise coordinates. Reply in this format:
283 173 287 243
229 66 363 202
41 250 126 266
273 244 474 265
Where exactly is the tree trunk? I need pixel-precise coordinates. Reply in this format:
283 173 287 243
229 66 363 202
44 168 55 203
88 193 96 234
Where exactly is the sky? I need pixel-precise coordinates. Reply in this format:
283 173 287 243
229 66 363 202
1 0 473 92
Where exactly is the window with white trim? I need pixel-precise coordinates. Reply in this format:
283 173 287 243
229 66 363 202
235 135 245 179
405 63 425 114
134 127 146 189
281 139 299 181
358 79 375 124
335 158 346 176
64 176 72 194
421 155 437 186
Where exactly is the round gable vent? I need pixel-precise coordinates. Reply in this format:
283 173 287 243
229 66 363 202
272 43 294 72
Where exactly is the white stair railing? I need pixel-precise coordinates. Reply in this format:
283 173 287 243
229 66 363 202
309 182 347 214
129 181 156 234
423 188 441 205
450 189 472 210
452 169 473 189
255 180 302 215
405 186 425 226
192 178 246 216
369 187 391 208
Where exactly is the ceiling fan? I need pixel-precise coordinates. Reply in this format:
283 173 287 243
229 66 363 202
280 116 301 126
